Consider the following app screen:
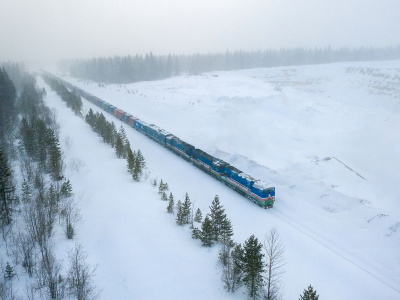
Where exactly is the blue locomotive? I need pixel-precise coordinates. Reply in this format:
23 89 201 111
45 72 276 208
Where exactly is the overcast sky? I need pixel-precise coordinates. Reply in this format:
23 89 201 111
1 0 399 65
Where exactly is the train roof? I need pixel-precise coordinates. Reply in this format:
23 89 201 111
253 180 273 190
148 124 172 136
212 157 228 167
225 165 242 174
238 172 256 182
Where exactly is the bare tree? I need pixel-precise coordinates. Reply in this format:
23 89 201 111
67 244 98 300
23 194 54 249
218 243 243 293
12 230 36 277
264 228 285 300
34 240 65 300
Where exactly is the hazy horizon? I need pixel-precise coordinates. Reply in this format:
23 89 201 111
1 0 400 66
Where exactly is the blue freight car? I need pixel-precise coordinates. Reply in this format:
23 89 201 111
107 105 116 114
134 119 149 133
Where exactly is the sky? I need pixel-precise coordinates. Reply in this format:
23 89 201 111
0 0 399 65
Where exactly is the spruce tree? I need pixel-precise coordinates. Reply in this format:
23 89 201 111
192 227 201 239
60 179 73 198
66 223 75 239
161 191 168 201
4 262 15 280
209 195 225 242
126 146 135 174
167 194 174 214
152 179 157 187
0 147 18 228
124 139 131 161
136 149 146 169
242 235 264 299
300 285 319 300
200 215 214 247
163 181 168 192
231 243 244 289
175 199 181 214
115 133 124 158
176 201 185 225
132 159 141 181
181 193 192 224
194 208 203 223
21 180 32 203
220 216 234 247
47 129 63 181
85 108 95 126
118 126 127 158
158 179 164 194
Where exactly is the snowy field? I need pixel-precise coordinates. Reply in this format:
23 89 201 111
43 60 400 299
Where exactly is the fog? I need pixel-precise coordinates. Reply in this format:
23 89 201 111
1 0 399 65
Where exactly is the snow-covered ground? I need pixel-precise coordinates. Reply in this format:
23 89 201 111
43 60 400 299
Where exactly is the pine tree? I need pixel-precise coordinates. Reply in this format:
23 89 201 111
231 243 244 289
300 285 319 300
118 126 128 158
181 193 192 224
136 149 146 168
124 139 131 161
192 227 201 239
21 180 32 203
47 130 63 181
158 179 164 194
85 108 95 126
163 181 168 192
4 262 15 280
220 216 234 247
209 195 225 242
200 215 214 246
167 194 174 214
176 200 185 225
175 199 181 213
126 146 135 174
152 179 157 187
60 179 73 198
0 147 18 228
132 159 141 181
194 208 203 223
242 235 264 299
115 133 124 158
161 191 168 201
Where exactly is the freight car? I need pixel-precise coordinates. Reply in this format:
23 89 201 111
43 72 275 208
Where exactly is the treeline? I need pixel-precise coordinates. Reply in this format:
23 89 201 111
65 45 400 83
85 108 146 181
0 66 98 299
42 75 83 116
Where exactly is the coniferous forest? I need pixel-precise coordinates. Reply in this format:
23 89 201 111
65 46 400 83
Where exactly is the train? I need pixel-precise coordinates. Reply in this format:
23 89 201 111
44 72 276 208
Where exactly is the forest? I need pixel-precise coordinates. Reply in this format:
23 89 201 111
65 46 400 83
